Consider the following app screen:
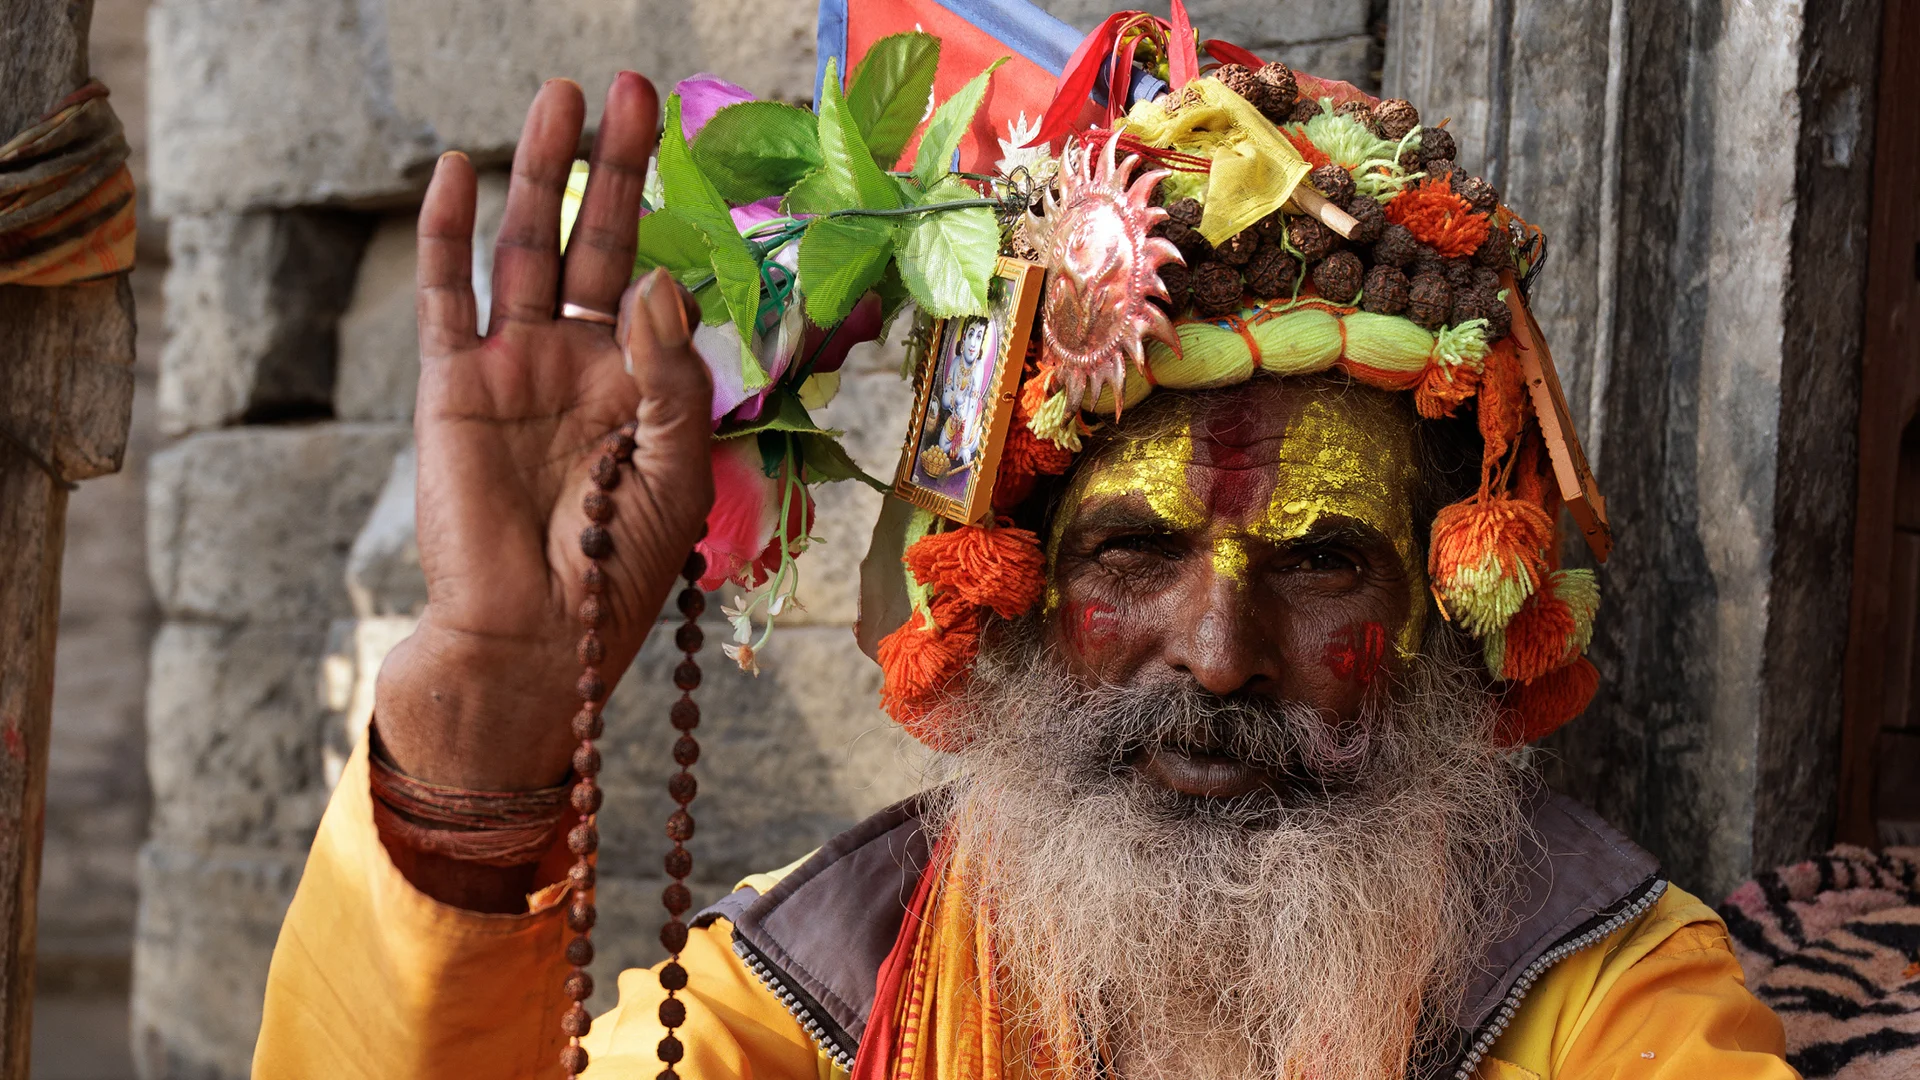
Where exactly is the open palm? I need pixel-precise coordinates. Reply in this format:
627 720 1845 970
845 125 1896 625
375 75 713 795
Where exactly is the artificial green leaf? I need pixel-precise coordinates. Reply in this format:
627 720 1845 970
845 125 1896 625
798 215 896 327
631 208 728 323
659 94 766 389
912 58 1006 189
796 432 888 491
820 58 905 211
895 177 999 319
693 101 822 205
846 32 941 170
720 391 835 440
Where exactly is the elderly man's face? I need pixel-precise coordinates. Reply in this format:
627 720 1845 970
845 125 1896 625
1044 378 1426 799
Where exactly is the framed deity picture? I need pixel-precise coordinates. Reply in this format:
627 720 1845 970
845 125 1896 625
894 257 1046 525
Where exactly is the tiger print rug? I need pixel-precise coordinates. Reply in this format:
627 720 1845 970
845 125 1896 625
1720 846 1920 1078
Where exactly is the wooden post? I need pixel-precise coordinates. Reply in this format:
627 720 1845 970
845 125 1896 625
0 1 138 1075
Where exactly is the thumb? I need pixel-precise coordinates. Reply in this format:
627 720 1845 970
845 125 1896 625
618 267 714 537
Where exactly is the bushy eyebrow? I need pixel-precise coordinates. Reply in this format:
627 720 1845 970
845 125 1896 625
1062 498 1182 537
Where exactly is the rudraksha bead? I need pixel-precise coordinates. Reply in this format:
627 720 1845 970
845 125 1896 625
571 781 603 814
1372 223 1419 268
1244 246 1298 301
1335 99 1374 129
572 708 603 741
1474 224 1514 269
1311 251 1364 304
1288 96 1321 123
578 596 605 627
1213 63 1261 108
1309 163 1355 206
673 661 702 691
660 919 689 953
680 550 707 582
567 935 595 966
567 898 598 932
1191 261 1244 317
561 1044 590 1074
1363 266 1411 315
572 744 602 777
1287 216 1337 262
1155 262 1192 314
576 671 606 702
660 962 689 992
666 810 695 842
577 633 605 666
579 526 613 560
667 772 697 805
566 970 595 1001
1166 197 1203 227
674 622 703 653
670 699 700 731
658 1035 685 1064
1419 126 1457 163
1452 173 1499 213
1408 272 1453 330
663 882 693 915
568 823 599 856
1343 194 1386 245
676 588 705 618
590 456 620 490
1372 98 1421 141
568 862 597 891
582 564 606 595
664 848 693 878
583 491 614 523
1216 228 1259 266
562 1004 593 1037
1254 62 1299 123
659 997 688 1028
603 431 637 463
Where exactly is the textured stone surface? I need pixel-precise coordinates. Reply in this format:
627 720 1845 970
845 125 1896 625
146 623 337 852
344 443 426 618
1038 0 1367 49
130 844 304 1080
147 424 411 623
148 0 436 215
159 213 371 435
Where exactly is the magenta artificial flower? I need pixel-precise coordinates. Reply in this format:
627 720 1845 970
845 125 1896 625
674 74 756 140
695 437 815 592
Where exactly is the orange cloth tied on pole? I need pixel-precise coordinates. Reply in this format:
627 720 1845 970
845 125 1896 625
0 79 136 286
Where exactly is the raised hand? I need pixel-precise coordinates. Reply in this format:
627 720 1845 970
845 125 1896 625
374 73 713 834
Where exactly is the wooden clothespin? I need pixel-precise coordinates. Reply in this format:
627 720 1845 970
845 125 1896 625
1500 271 1611 562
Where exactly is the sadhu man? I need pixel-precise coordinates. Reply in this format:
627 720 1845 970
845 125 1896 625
252 70 1797 1079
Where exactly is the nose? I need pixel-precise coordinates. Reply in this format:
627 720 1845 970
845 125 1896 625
1161 554 1282 697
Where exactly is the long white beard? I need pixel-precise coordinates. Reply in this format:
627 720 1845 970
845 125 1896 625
928 625 1534 1080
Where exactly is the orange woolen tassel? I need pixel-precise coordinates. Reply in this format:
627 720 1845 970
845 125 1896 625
904 525 1047 619
1415 362 1481 419
1491 568 1598 682
1383 179 1492 259
877 601 983 747
1283 127 1332 170
1476 338 1526 464
1427 496 1555 636
1496 656 1599 744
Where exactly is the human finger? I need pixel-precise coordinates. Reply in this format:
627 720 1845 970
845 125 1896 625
487 79 587 333
623 268 714 455
560 72 659 323
416 151 480 358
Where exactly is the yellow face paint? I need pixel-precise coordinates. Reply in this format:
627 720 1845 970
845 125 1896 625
1048 384 1429 654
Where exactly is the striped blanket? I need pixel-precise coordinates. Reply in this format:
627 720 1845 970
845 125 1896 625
1721 846 1920 1079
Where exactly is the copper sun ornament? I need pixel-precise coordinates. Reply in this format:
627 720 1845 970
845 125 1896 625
1030 131 1184 413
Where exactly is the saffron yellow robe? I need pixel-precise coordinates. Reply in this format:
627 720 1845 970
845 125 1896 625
253 740 1798 1079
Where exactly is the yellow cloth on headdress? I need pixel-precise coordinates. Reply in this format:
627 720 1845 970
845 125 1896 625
1119 77 1310 245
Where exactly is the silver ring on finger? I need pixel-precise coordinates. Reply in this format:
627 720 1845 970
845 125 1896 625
559 301 618 326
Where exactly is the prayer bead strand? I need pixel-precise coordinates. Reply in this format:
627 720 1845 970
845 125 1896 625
561 422 640 1080
658 553 705 1080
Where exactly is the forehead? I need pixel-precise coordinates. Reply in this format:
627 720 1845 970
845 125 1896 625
1060 379 1423 531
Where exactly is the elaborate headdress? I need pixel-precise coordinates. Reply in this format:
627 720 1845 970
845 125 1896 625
567 0 1611 749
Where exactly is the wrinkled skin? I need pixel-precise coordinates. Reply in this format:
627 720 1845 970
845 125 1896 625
1043 379 1427 800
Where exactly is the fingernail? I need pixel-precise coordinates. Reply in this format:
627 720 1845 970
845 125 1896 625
643 267 691 348
437 150 469 166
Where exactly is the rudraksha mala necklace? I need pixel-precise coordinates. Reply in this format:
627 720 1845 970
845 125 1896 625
560 418 706 1079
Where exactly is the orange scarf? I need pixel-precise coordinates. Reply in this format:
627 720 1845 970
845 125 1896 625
854 840 1011 1080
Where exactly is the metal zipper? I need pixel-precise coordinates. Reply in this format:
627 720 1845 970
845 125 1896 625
732 932 859 1072
1450 877 1669 1080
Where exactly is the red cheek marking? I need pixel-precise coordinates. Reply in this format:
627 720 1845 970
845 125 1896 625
1065 601 1117 653
1322 622 1388 686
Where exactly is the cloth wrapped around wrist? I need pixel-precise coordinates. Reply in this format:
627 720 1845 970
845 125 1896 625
367 725 573 867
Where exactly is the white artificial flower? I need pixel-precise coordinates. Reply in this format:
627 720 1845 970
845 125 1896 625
996 111 1053 176
723 642 760 675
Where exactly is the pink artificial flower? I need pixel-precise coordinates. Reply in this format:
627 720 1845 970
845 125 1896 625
799 291 885 376
696 437 814 592
674 74 756 140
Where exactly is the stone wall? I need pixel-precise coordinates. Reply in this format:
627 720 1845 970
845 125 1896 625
134 2 1379 1075
1386 0 1881 900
